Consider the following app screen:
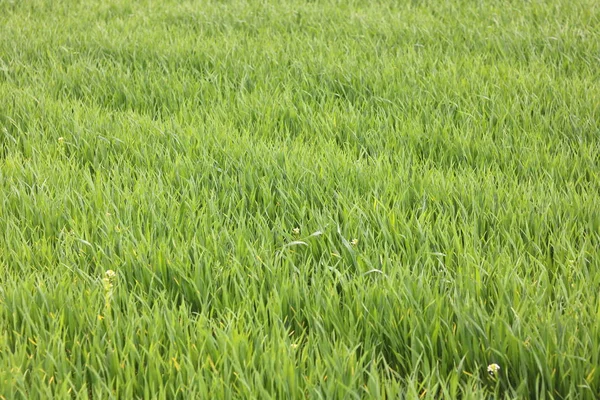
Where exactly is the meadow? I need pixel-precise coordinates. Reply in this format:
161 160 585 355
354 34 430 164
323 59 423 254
1 0 599 398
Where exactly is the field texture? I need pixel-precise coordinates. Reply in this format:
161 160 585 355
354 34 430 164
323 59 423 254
1 0 599 398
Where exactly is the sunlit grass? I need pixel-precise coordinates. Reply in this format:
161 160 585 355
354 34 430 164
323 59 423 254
1 0 599 398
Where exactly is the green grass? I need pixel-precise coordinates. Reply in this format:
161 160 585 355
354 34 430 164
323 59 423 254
1 0 599 398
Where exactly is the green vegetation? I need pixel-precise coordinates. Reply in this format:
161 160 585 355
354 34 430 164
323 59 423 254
1 0 599 398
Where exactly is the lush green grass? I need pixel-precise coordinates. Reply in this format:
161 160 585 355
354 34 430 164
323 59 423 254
1 0 599 398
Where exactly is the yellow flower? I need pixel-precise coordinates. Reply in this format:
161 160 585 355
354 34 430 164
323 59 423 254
351 238 358 246
487 363 501 376
292 227 300 235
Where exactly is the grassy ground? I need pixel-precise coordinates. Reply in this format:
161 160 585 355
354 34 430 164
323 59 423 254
1 0 599 398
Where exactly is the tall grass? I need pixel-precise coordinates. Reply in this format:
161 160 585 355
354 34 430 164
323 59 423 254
1 0 599 398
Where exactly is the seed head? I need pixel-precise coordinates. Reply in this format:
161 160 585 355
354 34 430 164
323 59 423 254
103 270 117 311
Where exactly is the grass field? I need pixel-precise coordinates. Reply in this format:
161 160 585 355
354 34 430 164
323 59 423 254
1 0 599 398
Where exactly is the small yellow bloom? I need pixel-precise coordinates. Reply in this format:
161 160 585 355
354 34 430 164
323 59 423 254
351 238 358 246
58 137 64 143
292 227 300 235
487 363 501 376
